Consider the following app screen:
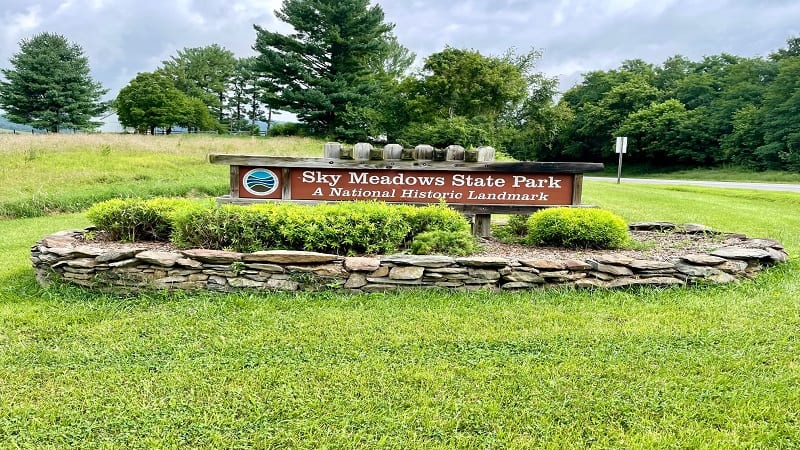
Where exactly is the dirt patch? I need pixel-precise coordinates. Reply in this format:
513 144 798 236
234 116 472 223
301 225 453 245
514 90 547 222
475 230 749 262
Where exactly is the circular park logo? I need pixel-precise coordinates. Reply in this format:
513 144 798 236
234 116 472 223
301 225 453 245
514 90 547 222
242 168 279 196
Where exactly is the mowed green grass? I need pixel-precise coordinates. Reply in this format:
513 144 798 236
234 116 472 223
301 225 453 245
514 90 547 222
1 136 800 447
0 133 326 218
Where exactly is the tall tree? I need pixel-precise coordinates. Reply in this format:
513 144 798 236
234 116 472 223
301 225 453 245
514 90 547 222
161 44 237 124
758 56 800 170
408 47 528 122
371 34 415 80
0 32 107 132
253 0 397 139
230 57 271 134
558 72 661 161
115 72 214 135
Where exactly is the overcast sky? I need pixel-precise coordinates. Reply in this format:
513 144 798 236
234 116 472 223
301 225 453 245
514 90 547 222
1 0 798 101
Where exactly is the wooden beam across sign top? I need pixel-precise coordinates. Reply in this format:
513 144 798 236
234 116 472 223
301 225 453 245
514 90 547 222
209 154 603 175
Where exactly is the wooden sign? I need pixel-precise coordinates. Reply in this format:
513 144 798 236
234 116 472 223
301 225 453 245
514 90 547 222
211 155 603 214
238 167 574 205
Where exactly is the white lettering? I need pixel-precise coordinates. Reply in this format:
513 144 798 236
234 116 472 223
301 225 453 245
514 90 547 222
302 170 341 187
350 172 445 187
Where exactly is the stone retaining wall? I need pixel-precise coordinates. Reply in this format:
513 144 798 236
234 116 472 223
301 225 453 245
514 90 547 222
31 227 789 293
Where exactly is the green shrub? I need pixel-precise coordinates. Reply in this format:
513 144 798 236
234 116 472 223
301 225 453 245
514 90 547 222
526 207 630 249
89 197 475 255
398 116 494 148
411 230 480 256
172 203 263 251
173 201 413 255
492 214 530 244
86 197 204 242
266 122 310 137
398 203 471 235
272 202 411 255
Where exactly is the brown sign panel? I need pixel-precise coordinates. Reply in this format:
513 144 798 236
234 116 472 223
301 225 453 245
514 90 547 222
239 166 574 205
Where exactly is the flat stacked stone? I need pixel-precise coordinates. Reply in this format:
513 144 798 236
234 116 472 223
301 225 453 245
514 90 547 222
31 225 790 293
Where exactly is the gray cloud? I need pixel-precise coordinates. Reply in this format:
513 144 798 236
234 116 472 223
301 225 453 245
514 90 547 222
0 0 797 100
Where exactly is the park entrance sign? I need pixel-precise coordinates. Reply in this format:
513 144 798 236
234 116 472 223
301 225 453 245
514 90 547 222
210 148 603 235
240 167 572 204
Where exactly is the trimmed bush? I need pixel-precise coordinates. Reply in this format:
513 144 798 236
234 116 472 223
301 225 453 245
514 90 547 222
266 122 310 137
172 203 265 251
86 197 205 242
398 203 471 234
272 202 412 255
491 214 530 244
89 198 477 256
172 201 415 255
526 207 630 249
411 230 480 256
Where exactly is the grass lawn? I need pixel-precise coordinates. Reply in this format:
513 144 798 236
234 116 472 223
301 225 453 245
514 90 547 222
1 135 799 447
0 133 326 218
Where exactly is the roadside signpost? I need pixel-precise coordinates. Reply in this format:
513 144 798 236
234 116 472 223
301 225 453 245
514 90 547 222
615 136 628 184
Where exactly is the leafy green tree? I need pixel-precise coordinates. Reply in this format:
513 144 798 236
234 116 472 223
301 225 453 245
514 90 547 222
616 99 716 164
253 0 398 139
721 104 766 166
499 50 570 161
555 53 778 166
161 44 237 124
359 33 416 141
407 47 528 122
399 115 494 148
667 55 775 164
395 47 554 150
182 97 218 132
115 72 214 135
370 33 415 80
758 56 800 171
654 55 694 92
503 101 574 161
0 32 107 132
770 36 800 61
558 72 661 161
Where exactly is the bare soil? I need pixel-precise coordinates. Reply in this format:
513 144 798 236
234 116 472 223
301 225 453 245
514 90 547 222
474 230 750 262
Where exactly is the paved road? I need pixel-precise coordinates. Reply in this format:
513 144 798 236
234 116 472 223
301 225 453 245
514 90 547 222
585 177 800 193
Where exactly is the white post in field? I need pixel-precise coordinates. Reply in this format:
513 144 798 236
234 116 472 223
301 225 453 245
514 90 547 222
615 136 628 184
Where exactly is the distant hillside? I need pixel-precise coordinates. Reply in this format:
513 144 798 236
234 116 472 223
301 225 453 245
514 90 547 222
0 115 33 132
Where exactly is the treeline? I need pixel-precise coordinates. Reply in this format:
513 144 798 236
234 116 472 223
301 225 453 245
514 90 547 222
245 0 800 173
546 39 800 171
249 0 562 154
116 0 564 147
2 0 800 172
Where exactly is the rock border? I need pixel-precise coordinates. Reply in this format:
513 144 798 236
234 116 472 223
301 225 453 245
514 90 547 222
31 223 789 293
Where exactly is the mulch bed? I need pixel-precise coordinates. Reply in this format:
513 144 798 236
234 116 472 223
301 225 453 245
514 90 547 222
78 228 751 262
